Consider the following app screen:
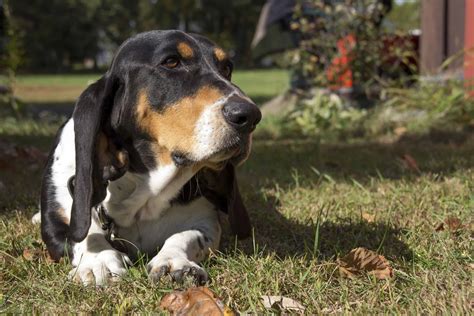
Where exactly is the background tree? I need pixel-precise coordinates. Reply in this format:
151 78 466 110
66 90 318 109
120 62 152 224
9 0 98 71
4 0 265 71
1 0 23 116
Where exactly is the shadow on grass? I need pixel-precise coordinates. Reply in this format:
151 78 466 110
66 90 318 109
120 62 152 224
24 101 74 118
1 134 58 150
229 130 474 260
243 131 474 189
221 194 413 261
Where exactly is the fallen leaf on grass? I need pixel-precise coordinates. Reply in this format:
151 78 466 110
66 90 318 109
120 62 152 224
435 216 466 232
22 248 54 263
338 247 394 280
261 295 305 313
160 287 235 316
22 249 36 261
399 154 420 173
362 212 375 223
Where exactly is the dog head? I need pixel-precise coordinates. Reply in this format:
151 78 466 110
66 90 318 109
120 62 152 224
69 31 261 241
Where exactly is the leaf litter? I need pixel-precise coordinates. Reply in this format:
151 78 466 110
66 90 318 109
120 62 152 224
338 247 394 280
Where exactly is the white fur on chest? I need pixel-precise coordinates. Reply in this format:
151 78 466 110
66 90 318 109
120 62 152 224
104 163 195 228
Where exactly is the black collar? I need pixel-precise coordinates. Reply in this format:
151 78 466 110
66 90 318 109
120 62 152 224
67 176 127 253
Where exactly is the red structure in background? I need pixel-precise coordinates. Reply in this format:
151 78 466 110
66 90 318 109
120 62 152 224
325 34 419 90
465 0 474 97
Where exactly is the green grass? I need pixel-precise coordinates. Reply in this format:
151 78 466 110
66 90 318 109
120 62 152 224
0 70 473 313
232 69 289 105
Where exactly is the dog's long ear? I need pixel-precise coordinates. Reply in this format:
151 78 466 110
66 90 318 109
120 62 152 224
69 74 125 242
225 164 252 239
200 164 251 239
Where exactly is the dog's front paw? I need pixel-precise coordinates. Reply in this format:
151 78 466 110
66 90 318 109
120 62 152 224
68 250 131 286
147 253 208 285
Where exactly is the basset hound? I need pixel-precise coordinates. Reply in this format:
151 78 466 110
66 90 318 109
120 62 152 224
36 30 261 286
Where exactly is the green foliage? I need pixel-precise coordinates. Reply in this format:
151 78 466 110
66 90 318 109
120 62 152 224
6 0 265 70
0 115 62 136
8 0 99 71
1 0 24 116
287 91 366 139
256 79 473 142
277 0 423 140
365 81 474 136
386 0 420 32
286 0 417 91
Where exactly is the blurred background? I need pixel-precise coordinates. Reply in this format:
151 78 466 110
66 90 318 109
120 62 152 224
0 0 472 136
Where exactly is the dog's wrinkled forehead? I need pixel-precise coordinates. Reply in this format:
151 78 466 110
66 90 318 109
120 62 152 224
115 32 229 77
109 30 237 115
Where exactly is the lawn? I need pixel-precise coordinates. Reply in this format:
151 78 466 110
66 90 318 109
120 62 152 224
0 70 472 313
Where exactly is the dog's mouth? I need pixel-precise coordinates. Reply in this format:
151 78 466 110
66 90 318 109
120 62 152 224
171 135 251 169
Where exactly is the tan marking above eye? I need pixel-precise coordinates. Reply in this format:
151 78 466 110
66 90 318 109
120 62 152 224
136 87 224 157
214 48 227 61
177 42 194 59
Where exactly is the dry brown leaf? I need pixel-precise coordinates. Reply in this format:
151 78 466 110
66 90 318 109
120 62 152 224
261 295 305 313
160 287 235 316
400 154 420 173
22 249 37 261
338 247 394 280
22 248 54 263
435 216 465 232
362 212 375 223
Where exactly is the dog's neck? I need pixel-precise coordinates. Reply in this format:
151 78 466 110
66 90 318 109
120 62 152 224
103 163 197 227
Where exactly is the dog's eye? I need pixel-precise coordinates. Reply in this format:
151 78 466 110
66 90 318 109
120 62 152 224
162 56 180 69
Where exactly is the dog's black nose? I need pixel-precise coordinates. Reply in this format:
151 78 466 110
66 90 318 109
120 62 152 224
222 97 261 133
